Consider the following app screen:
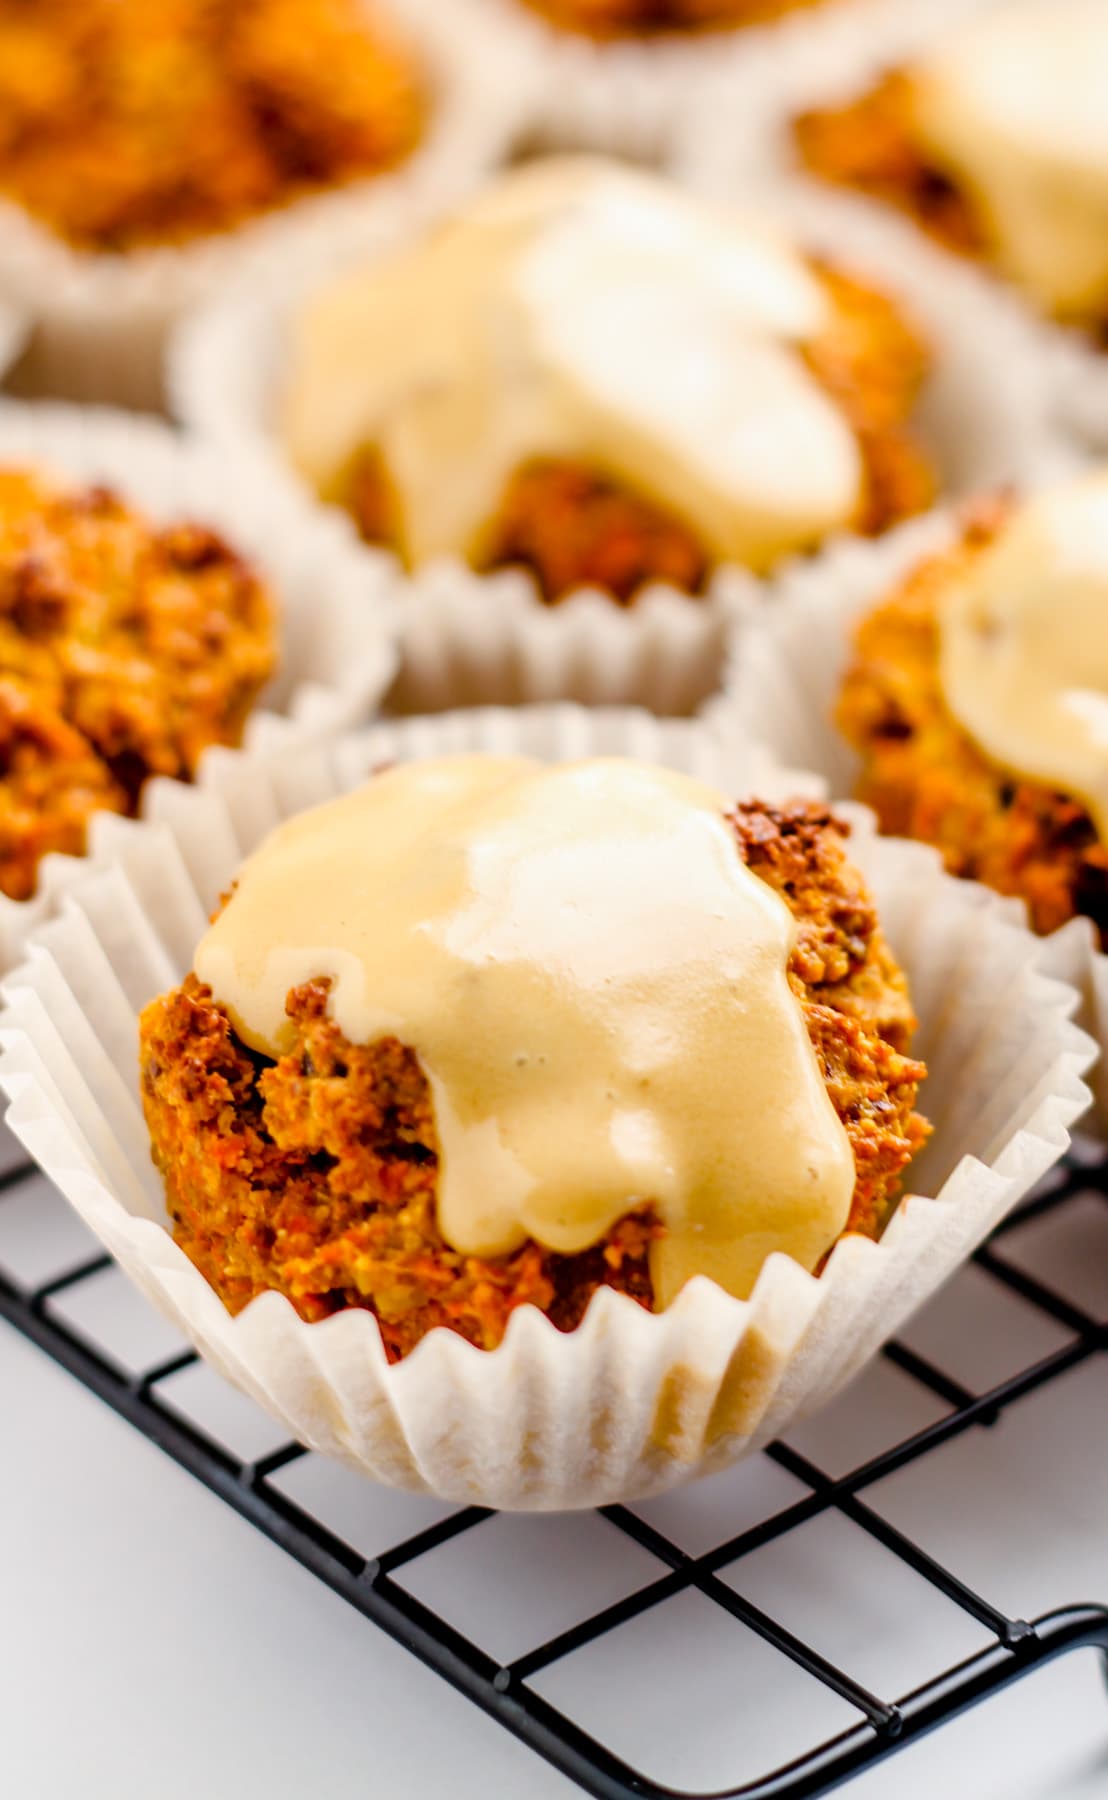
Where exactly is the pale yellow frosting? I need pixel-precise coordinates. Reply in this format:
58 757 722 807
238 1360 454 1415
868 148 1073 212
280 157 865 573
913 0 1108 318
940 471 1108 840
194 756 855 1307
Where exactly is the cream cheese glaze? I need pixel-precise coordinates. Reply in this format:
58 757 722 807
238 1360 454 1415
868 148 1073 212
193 756 856 1307
912 0 1108 318
940 471 1108 840
280 157 865 573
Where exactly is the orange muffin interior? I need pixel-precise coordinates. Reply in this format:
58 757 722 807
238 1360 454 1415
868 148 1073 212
837 497 1108 943
140 798 929 1361
0 0 425 252
0 467 276 901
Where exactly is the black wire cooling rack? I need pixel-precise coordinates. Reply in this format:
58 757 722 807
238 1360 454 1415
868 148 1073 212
1 1147 1106 1800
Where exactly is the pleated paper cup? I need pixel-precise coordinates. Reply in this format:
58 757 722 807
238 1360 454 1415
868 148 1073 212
0 704 1093 1509
0 399 399 968
170 168 1067 718
407 0 932 168
711 504 1108 1129
675 0 1108 458
0 1 531 411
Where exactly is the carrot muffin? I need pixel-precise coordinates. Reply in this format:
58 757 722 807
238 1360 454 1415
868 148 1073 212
795 0 1108 335
281 157 936 607
0 0 424 253
0 466 276 901
516 0 828 38
139 756 929 1360
838 471 1108 942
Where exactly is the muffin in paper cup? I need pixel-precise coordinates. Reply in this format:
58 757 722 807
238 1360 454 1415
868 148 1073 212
407 0 927 168
710 500 1108 1128
0 399 399 968
0 703 1093 1509
0 2 531 411
674 0 1108 457
170 161 1064 719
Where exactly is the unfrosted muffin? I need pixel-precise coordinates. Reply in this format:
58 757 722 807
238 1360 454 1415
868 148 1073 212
517 0 828 38
0 0 424 253
139 756 929 1361
0 466 275 900
838 472 1108 942
795 0 1108 335
281 157 936 607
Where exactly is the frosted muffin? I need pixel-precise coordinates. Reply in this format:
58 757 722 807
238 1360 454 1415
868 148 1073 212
838 471 1108 942
281 157 936 607
139 756 930 1360
794 0 1108 336
0 465 275 901
0 0 424 253
516 0 829 38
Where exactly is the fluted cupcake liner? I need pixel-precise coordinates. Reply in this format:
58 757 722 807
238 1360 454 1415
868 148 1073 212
0 703 1093 1509
0 1 530 410
711 504 1108 1128
170 165 1067 717
0 399 399 967
674 0 1108 458
404 0 940 167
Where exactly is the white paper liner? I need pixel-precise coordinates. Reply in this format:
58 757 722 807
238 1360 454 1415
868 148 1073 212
711 500 1108 1129
674 0 1108 459
170 165 1069 718
0 1 532 410
0 399 400 969
0 703 1093 1508
410 0 940 167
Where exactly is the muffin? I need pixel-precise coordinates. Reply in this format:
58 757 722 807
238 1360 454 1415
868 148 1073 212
0 0 424 253
281 157 937 608
838 471 1108 943
516 0 828 38
0 464 275 901
794 0 1108 335
139 754 930 1361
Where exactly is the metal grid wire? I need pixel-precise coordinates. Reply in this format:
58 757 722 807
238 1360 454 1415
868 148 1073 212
1 1148 1106 1800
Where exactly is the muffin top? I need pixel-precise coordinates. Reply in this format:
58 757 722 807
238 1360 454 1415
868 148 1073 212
0 0 424 252
194 755 857 1304
0 465 276 900
939 471 1108 842
282 158 875 575
910 0 1108 317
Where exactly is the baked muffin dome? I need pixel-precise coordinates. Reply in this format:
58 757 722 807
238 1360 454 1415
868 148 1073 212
139 758 929 1360
838 472 1108 942
795 0 1108 333
281 157 936 606
0 0 424 253
0 465 276 900
517 0 829 38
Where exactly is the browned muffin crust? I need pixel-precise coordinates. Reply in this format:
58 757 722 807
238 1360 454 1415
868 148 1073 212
0 467 276 900
518 0 828 39
139 799 930 1360
342 261 935 605
794 74 989 263
837 497 1108 942
0 0 424 252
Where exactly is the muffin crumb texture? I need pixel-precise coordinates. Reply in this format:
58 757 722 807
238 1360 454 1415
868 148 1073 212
140 799 929 1360
838 498 1108 942
0 466 276 901
0 0 424 251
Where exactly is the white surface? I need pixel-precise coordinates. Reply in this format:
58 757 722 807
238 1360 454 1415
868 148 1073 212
1 1172 1106 1800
